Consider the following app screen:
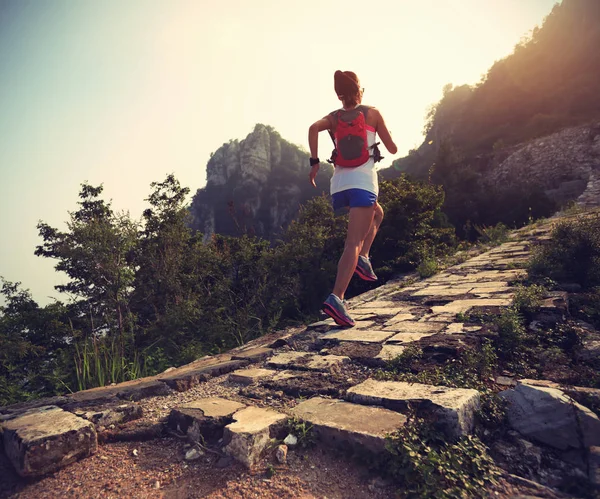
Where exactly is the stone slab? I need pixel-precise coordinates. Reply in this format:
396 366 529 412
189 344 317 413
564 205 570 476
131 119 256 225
292 397 407 453
431 298 512 314
223 407 287 467
1 406 97 477
267 352 349 372
443 323 483 334
67 377 171 404
385 332 438 344
321 329 396 344
167 397 246 441
353 301 402 309
346 379 480 437
159 359 250 391
231 347 274 363
375 344 406 361
229 368 277 385
383 321 447 334
412 286 474 297
384 313 416 325
500 383 600 450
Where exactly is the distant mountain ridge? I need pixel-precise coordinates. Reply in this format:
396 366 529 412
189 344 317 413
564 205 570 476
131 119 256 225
189 124 331 239
383 0 600 180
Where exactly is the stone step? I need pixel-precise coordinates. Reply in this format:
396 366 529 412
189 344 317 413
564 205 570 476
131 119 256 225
321 329 396 344
231 347 274 363
159 359 250 391
167 397 245 443
346 379 480 438
1 406 97 478
292 396 407 453
266 351 349 372
228 368 277 385
223 406 287 468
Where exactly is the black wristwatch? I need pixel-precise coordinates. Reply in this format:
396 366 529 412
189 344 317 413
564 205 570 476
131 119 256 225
310 157 320 166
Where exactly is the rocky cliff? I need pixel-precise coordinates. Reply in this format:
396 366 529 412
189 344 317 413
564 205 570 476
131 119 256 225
189 124 332 239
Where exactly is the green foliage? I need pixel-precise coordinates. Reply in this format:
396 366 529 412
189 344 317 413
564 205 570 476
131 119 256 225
384 417 500 498
474 223 509 245
492 307 526 360
528 214 600 289
571 290 600 329
417 258 439 278
284 417 315 449
374 175 456 277
512 284 546 315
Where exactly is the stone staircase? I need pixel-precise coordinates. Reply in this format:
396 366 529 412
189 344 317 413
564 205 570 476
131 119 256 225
577 169 600 208
2 215 600 494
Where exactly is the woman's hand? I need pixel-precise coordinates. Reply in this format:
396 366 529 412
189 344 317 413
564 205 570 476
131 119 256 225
309 163 320 187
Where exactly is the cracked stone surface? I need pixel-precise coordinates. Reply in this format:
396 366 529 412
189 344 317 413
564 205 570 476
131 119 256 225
321 329 396 343
167 397 246 440
292 397 407 453
229 368 277 385
267 352 350 371
223 407 286 467
1 406 97 477
346 379 480 438
500 382 600 450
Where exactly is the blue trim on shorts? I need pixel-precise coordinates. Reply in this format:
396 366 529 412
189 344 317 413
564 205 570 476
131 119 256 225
332 189 377 215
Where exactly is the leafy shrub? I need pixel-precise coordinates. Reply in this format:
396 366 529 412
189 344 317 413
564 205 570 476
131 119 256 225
512 284 546 315
417 258 439 278
474 222 510 245
528 214 600 288
384 416 500 498
492 307 526 360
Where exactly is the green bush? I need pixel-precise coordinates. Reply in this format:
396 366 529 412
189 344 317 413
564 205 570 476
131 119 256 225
512 284 546 315
528 214 600 288
384 417 500 498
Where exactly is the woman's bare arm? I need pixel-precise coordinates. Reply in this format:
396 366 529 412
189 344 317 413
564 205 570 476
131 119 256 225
373 109 398 154
308 117 332 187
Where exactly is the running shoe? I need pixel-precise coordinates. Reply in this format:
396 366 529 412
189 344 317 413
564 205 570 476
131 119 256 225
322 294 355 327
355 255 378 281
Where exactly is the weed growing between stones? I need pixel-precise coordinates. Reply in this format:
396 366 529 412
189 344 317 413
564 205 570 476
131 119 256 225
512 283 546 316
382 415 500 499
474 222 510 245
417 257 439 278
284 417 315 449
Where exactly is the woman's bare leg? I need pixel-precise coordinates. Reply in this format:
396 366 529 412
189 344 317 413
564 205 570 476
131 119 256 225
332 205 375 300
360 202 384 258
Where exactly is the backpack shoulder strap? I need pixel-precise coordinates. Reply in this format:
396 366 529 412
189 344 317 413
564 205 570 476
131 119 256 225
356 105 370 121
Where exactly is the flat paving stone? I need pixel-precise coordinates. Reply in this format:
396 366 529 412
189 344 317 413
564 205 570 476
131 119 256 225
167 397 246 440
223 407 286 468
383 321 447 334
412 286 474 297
231 347 273 363
321 329 396 343
443 323 483 334
267 352 350 371
353 301 402 309
385 332 438 344
431 298 512 314
346 379 480 438
375 344 406 361
384 313 416 325
229 368 276 385
159 358 250 391
292 397 407 453
2 406 97 477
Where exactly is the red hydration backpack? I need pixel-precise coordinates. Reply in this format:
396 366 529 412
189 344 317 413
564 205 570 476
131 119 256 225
327 106 382 167
332 107 369 167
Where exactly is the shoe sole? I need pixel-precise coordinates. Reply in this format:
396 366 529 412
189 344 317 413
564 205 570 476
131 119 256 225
323 303 355 327
354 266 378 282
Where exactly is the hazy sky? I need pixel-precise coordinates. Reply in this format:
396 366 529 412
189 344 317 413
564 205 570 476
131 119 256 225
0 0 559 305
